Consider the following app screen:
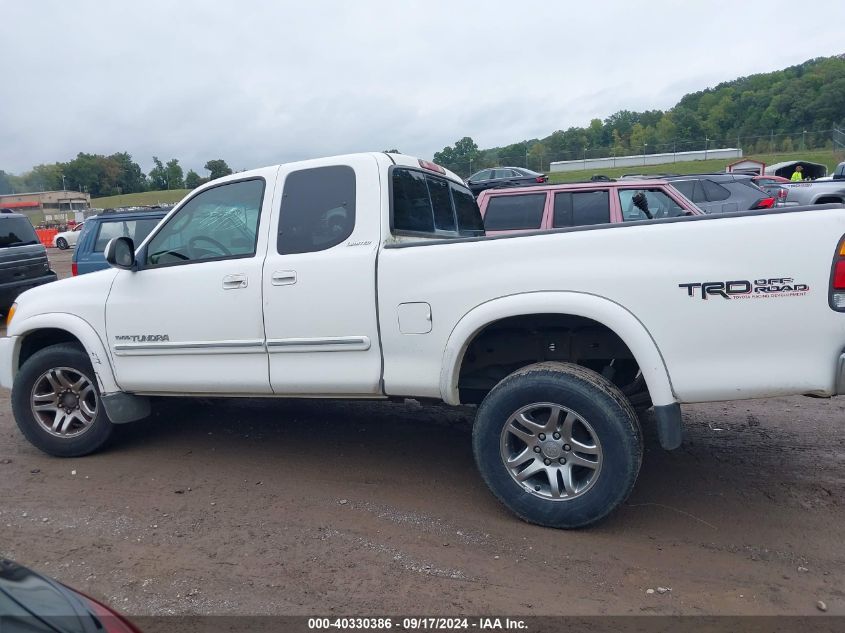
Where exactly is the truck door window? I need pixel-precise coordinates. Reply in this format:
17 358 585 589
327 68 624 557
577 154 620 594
278 166 356 255
553 191 610 227
146 178 265 267
484 193 546 230
618 189 687 220
391 168 484 237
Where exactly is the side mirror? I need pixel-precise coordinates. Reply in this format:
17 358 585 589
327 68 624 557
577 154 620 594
104 237 136 271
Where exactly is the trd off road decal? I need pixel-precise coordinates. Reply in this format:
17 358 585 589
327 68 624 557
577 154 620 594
678 277 809 300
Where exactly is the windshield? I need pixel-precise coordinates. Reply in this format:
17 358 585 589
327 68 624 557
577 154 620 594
0 217 40 247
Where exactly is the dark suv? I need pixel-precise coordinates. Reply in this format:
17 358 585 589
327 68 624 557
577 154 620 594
0 210 57 314
660 174 775 214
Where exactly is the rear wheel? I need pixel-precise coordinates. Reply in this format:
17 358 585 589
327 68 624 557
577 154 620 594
473 362 642 528
56 237 68 250
11 343 114 457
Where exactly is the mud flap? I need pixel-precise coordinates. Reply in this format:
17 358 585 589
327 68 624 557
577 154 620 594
653 403 683 450
101 392 151 424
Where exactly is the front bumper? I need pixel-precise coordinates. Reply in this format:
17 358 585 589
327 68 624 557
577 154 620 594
0 335 18 390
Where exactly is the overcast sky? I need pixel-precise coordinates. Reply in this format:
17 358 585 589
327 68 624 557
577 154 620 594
2 0 844 175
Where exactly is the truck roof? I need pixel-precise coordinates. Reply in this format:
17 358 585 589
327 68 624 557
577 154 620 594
206 152 466 189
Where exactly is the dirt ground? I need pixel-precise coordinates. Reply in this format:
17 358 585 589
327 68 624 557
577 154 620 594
0 249 843 617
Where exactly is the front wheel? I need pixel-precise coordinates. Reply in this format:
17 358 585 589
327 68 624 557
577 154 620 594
56 237 68 250
473 362 642 528
11 343 114 457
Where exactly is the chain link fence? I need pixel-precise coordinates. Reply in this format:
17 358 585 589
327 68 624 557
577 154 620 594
448 128 845 177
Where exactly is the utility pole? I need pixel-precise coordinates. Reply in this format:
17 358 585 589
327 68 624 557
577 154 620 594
704 137 709 160
802 129 807 151
583 146 587 171
643 143 647 165
770 130 774 154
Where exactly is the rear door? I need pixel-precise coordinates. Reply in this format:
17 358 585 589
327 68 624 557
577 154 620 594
262 155 383 395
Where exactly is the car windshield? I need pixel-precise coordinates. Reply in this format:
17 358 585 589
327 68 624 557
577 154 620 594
0 217 40 247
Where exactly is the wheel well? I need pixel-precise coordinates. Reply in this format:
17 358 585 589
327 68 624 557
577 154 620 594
816 196 844 204
18 329 83 369
457 314 648 405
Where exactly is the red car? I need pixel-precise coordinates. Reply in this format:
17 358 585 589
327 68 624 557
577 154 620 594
0 559 142 632
477 179 702 235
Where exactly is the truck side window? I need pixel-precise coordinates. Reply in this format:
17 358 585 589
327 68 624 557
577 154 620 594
146 179 265 267
484 193 546 230
278 166 356 255
392 168 484 237
553 191 610 227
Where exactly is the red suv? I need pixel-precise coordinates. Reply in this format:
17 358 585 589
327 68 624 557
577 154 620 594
477 179 701 235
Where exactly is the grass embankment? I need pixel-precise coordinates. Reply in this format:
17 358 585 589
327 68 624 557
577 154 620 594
547 150 843 183
91 189 190 208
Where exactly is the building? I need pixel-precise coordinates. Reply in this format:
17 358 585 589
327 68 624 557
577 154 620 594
0 191 91 226
726 159 766 175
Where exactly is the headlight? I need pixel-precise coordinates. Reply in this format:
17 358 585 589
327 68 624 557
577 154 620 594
6 303 16 327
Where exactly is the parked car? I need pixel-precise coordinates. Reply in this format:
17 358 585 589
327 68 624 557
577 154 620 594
477 179 701 235
752 174 791 187
0 559 141 632
0 210 57 314
72 207 171 275
816 162 845 182
660 174 776 213
52 222 85 250
466 167 547 196
781 179 845 206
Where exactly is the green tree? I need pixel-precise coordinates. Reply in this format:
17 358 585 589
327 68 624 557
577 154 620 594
165 159 184 189
433 137 480 176
148 157 168 191
185 170 202 189
0 170 12 194
109 152 147 193
204 159 233 181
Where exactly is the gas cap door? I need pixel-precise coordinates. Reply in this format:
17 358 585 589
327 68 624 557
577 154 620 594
398 302 432 334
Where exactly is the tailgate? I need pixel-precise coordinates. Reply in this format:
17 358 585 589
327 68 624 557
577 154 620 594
0 245 51 284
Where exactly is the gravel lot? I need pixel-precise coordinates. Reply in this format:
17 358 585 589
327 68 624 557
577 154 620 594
1 248 843 616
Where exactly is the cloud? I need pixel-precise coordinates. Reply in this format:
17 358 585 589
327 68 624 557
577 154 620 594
2 0 843 174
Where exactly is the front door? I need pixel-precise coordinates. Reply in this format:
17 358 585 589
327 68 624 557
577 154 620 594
262 156 383 396
105 171 277 393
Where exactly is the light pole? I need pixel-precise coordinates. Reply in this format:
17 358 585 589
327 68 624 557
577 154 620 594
583 146 587 171
61 175 66 191
704 137 709 160
802 129 807 151
643 143 647 165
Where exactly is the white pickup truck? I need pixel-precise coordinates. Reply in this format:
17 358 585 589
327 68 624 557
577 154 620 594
3 152 845 528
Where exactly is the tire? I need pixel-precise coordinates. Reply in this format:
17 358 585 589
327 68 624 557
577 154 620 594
56 238 68 250
11 343 114 457
472 361 642 529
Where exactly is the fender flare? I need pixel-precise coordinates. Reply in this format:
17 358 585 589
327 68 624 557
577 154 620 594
439 291 676 407
11 313 121 394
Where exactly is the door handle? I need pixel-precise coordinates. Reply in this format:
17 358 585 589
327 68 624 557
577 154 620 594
272 270 297 286
222 273 248 289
